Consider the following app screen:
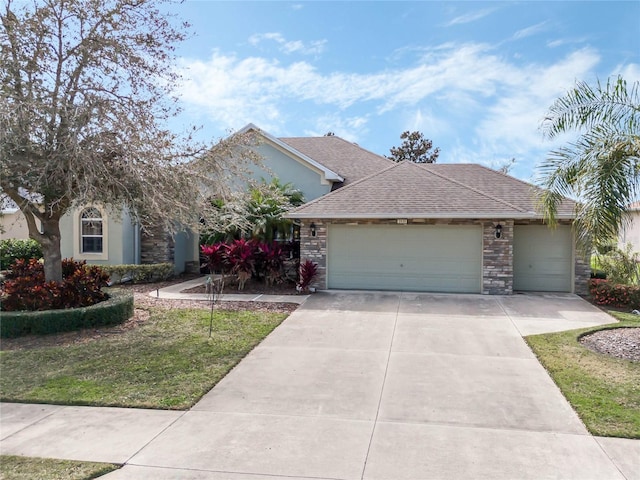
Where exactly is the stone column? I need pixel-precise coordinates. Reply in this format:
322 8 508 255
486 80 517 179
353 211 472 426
482 220 513 295
299 218 327 289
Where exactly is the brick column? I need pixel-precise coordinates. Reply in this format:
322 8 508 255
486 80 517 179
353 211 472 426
299 219 327 289
482 220 513 295
574 249 591 295
140 225 174 265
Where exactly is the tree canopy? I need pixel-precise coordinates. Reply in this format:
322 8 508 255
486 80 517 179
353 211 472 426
388 131 440 163
537 76 640 249
0 0 259 281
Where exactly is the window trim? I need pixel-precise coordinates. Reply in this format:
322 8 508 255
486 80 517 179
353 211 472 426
73 205 109 260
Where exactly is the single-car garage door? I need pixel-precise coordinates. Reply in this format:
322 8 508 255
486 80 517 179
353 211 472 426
513 225 572 292
327 224 482 293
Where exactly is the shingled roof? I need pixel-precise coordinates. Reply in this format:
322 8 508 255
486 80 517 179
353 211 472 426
280 136 394 187
287 161 576 219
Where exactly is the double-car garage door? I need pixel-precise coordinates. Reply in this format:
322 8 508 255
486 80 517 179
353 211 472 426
326 223 573 293
328 224 482 293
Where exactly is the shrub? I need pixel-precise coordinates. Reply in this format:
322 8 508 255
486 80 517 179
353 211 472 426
1 259 109 311
297 259 318 292
589 279 640 309
200 243 229 274
226 239 254 290
101 263 174 284
0 238 42 269
0 289 133 338
260 242 285 286
597 243 640 285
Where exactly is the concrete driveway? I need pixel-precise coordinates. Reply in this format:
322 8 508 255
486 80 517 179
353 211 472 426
2 292 638 479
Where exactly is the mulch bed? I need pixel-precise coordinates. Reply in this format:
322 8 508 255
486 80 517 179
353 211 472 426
182 277 299 296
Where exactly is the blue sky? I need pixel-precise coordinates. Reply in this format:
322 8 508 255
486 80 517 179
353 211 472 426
169 1 640 181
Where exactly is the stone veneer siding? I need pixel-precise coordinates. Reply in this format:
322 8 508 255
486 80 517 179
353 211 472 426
140 226 175 265
482 220 513 295
298 218 586 295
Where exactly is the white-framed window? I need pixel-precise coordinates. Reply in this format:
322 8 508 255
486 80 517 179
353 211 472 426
80 207 103 253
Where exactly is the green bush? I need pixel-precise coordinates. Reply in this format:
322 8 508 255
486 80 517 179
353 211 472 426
0 290 133 338
0 239 42 269
597 243 640 285
101 263 174 284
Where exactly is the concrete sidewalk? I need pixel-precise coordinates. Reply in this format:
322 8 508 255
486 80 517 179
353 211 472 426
1 292 638 479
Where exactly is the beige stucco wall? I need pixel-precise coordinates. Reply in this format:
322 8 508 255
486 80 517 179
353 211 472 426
619 211 640 253
0 210 41 240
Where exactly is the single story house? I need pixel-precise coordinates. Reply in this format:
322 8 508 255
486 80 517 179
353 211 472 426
1 124 588 295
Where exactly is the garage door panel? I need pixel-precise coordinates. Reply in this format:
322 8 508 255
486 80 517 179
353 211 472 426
328 225 482 293
513 225 572 292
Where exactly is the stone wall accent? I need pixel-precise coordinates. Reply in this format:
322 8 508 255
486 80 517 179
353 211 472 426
482 220 513 295
299 219 328 289
141 226 174 265
574 250 591 296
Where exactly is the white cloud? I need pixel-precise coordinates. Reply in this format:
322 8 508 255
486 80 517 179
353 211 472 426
445 8 497 26
176 44 609 168
248 32 326 56
513 21 549 40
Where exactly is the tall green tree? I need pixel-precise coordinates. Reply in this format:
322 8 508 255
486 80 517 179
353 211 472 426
388 131 440 163
0 0 258 282
537 76 640 249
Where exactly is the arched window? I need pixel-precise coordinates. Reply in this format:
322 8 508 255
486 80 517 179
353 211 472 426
81 207 103 253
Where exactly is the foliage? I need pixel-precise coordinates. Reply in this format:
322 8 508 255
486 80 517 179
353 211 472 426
1 259 109 311
297 259 319 292
101 263 174 284
537 76 640 250
0 455 119 480
388 131 440 163
201 178 304 244
526 312 640 438
0 308 288 409
589 279 640 309
200 240 290 287
226 239 255 290
1 290 133 338
0 0 261 282
0 238 42 269
597 243 640 285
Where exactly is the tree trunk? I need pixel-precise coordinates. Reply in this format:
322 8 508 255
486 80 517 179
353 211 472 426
39 218 63 283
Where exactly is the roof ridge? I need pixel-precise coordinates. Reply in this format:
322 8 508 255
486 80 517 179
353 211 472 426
423 164 529 213
286 161 403 214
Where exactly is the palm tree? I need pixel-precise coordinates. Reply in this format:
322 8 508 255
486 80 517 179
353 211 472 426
537 76 640 249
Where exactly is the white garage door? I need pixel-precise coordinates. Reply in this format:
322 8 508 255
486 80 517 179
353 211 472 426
327 224 482 293
513 225 572 292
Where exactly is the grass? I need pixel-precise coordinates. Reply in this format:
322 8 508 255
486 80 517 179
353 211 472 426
0 308 288 409
526 311 640 438
0 455 118 480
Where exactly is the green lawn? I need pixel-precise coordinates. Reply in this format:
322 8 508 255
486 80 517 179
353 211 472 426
0 456 118 480
0 308 288 409
526 311 640 438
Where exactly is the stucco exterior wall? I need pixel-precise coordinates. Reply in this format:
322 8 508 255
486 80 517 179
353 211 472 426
248 142 333 202
0 210 40 240
619 211 640 253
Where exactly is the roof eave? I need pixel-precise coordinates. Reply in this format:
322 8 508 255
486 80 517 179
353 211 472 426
286 212 575 220
237 123 344 183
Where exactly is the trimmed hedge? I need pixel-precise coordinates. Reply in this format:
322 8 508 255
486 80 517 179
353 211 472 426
101 263 174 284
0 290 133 338
589 279 640 309
0 239 42 270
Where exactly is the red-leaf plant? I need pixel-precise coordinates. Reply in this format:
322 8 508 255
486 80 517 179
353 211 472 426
297 259 318 293
260 242 285 287
226 239 255 290
200 242 229 275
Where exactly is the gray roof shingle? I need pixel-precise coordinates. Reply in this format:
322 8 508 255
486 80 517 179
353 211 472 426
279 136 394 186
287 161 576 219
